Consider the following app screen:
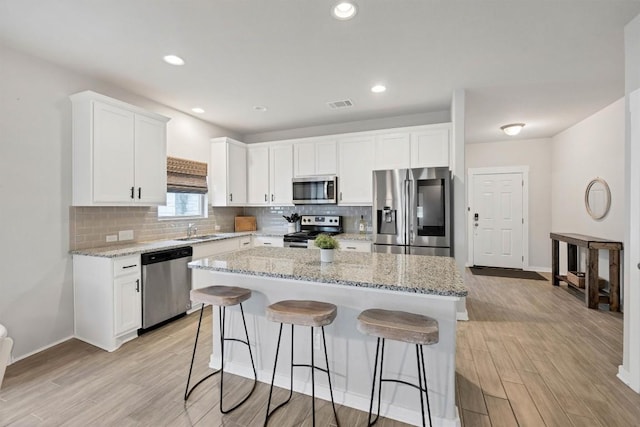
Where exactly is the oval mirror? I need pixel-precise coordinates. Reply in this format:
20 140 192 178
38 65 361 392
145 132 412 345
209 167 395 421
585 177 611 220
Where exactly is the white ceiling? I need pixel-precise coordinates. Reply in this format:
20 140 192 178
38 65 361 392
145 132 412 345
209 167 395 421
1 1 639 143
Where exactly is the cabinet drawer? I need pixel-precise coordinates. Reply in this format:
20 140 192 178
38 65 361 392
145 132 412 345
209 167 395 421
339 241 372 253
113 255 140 277
239 236 252 248
253 236 284 247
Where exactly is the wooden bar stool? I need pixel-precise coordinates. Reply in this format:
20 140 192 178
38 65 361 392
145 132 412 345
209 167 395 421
357 308 439 427
184 285 257 414
264 300 340 427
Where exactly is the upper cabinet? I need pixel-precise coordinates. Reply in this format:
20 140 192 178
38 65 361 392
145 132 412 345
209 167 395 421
70 91 170 206
294 138 337 177
374 133 411 170
410 125 450 168
210 137 247 206
247 143 294 206
338 136 374 205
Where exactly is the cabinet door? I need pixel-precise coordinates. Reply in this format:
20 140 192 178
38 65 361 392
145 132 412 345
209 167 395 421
247 146 270 205
338 136 374 205
134 115 167 204
270 144 293 205
93 102 135 203
114 274 141 336
411 128 450 168
294 141 316 176
315 139 337 175
227 143 247 205
374 133 411 170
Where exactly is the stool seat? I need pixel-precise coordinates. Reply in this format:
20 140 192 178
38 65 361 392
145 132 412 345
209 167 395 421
266 300 337 327
190 285 251 307
357 309 439 345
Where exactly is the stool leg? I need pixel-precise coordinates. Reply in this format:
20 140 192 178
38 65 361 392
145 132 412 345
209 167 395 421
419 345 432 427
184 304 220 401
416 345 427 427
310 327 316 427
266 324 296 426
367 337 385 426
219 304 258 414
321 327 340 426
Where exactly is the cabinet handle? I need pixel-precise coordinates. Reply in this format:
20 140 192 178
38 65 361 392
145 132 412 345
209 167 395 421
130 186 135 199
340 192 343 201
264 242 272 245
138 187 142 199
271 194 274 202
265 194 267 202
346 246 356 250
243 241 250 246
122 264 137 269
230 193 233 202
135 279 140 292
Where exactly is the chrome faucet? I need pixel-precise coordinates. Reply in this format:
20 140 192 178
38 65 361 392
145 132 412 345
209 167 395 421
187 223 197 238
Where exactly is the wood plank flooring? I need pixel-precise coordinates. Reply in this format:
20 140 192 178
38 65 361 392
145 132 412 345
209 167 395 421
1 269 638 426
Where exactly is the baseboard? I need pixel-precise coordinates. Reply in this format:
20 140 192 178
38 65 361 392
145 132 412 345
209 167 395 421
527 266 552 273
10 335 74 364
211 357 461 426
456 310 469 321
617 365 640 392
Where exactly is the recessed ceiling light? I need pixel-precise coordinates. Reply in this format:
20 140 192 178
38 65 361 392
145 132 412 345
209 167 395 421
371 84 386 93
332 2 357 20
253 106 268 112
191 107 205 114
163 55 185 66
500 123 525 136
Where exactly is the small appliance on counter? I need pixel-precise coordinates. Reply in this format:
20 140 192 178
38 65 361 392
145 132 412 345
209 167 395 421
284 215 343 248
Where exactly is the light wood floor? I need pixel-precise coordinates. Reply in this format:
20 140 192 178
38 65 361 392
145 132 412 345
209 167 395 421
1 270 637 427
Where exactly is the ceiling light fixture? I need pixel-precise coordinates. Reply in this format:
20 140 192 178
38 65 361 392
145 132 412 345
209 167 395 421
332 2 357 20
163 55 185 66
500 123 525 136
371 84 386 93
253 106 268 112
191 107 205 114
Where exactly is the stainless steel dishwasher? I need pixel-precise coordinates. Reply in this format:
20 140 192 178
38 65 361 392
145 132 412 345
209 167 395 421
140 246 193 331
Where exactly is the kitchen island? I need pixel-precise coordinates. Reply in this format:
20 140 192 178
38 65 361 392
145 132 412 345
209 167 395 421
189 247 466 426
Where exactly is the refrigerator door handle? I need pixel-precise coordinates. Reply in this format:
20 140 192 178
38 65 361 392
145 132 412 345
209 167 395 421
405 178 412 245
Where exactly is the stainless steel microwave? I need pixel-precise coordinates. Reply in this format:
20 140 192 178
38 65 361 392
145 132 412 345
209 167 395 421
292 176 338 205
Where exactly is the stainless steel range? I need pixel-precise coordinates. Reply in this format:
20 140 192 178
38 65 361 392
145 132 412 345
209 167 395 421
283 215 343 248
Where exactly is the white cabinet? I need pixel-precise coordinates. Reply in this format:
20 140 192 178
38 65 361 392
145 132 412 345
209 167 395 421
191 236 251 290
339 240 372 253
73 254 141 352
294 139 337 176
253 236 284 247
247 146 270 204
338 136 374 205
70 91 169 206
210 138 247 206
410 126 450 168
270 144 293 205
247 143 294 206
374 133 411 170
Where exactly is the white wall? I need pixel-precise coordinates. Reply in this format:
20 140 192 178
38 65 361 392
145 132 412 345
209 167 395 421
0 45 237 360
551 98 625 277
466 138 552 270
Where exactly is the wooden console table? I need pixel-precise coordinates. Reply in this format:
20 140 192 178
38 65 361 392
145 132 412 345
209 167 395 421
550 232 622 311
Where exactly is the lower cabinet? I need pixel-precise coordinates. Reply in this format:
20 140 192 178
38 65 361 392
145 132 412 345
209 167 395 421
339 240 372 253
73 254 141 352
253 236 285 247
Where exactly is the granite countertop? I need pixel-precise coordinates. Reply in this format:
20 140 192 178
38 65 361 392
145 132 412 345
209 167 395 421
189 247 467 297
71 232 254 258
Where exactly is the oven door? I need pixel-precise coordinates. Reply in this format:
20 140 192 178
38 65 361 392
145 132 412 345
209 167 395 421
292 177 337 205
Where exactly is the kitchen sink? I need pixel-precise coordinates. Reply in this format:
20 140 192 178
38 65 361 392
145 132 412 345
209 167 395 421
176 234 220 242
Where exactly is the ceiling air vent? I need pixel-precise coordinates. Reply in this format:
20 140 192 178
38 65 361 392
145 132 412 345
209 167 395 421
327 99 354 109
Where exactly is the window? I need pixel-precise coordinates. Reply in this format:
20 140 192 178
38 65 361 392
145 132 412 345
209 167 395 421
158 193 207 218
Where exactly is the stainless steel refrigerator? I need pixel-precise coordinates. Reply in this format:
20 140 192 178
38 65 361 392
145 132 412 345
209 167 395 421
373 167 452 256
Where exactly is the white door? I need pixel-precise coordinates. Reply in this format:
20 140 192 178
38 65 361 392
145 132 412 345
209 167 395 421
472 173 524 268
114 274 141 336
134 115 166 205
338 136 374 204
247 146 270 205
315 139 337 175
227 143 247 205
270 144 293 205
374 132 411 170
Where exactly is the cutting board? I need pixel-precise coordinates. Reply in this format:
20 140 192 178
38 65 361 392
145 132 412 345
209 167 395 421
235 216 257 232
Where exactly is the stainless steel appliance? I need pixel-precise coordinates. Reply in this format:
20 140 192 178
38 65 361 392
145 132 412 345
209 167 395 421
292 176 338 205
284 215 343 248
373 167 451 256
140 246 193 331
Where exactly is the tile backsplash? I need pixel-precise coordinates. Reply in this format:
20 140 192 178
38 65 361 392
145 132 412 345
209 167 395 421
244 205 372 234
69 206 242 250
69 204 372 250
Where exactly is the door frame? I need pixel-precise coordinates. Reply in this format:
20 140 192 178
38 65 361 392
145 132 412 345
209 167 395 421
467 166 530 269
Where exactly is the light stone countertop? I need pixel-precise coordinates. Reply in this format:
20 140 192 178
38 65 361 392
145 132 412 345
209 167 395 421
189 247 467 297
70 232 254 258
335 233 373 241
